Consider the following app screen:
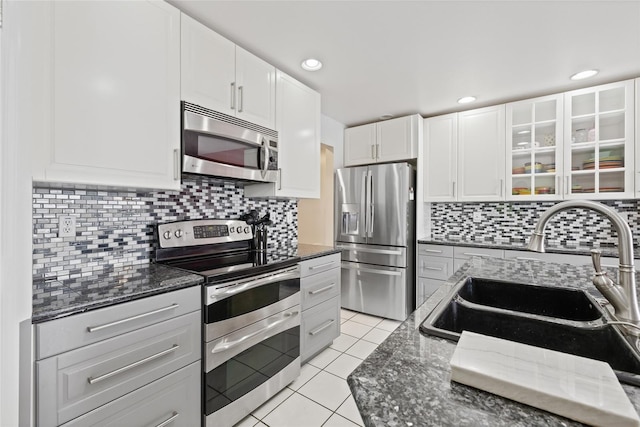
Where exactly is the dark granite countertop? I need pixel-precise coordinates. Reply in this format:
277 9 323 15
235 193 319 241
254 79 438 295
347 257 640 426
291 243 341 261
32 263 203 323
417 237 640 259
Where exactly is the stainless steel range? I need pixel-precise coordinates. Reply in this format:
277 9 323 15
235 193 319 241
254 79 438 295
155 219 301 427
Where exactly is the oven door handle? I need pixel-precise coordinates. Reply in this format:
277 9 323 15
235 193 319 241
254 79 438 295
208 267 299 304
211 310 299 354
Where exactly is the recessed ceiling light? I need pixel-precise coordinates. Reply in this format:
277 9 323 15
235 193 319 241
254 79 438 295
457 96 476 104
570 69 598 80
301 58 322 71
380 114 394 120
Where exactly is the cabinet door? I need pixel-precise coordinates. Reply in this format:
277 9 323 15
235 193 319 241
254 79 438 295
458 105 506 201
506 94 563 201
564 80 635 199
344 124 376 166
180 13 236 116
235 46 276 130
377 115 419 162
244 71 321 198
275 70 321 198
424 114 458 201
37 1 181 190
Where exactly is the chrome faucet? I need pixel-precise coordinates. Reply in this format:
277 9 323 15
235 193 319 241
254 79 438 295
527 200 640 333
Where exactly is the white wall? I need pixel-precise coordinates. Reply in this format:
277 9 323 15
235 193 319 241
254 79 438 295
321 114 345 170
1 2 39 425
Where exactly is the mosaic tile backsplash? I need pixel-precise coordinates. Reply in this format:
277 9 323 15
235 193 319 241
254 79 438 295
429 200 640 248
33 176 297 280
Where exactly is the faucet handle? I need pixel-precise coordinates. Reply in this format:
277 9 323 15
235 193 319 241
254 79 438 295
591 249 604 274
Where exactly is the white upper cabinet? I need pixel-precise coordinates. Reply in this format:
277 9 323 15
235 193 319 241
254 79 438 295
244 71 321 199
32 1 181 190
564 80 635 200
180 14 276 130
636 78 640 198
457 105 506 201
423 113 458 202
344 115 420 166
506 94 564 201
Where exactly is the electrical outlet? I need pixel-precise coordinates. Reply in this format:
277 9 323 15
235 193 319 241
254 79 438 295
58 215 76 238
472 211 482 223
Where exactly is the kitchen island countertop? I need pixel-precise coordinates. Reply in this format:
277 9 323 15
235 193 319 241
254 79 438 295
32 263 203 323
347 256 640 426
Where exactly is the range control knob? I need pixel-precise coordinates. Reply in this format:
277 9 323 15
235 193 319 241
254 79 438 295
236 226 243 233
174 230 183 238
244 226 250 234
229 227 235 233
162 230 171 240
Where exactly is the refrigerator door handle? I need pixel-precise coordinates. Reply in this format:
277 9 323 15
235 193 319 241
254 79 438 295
361 171 368 238
341 263 402 277
336 245 402 256
368 170 374 237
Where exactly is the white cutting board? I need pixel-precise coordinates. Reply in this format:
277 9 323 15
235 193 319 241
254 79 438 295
450 331 640 427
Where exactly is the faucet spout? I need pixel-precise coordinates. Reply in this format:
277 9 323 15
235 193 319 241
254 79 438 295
527 200 639 328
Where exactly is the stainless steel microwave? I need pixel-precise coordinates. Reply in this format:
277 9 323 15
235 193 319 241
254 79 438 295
181 102 279 183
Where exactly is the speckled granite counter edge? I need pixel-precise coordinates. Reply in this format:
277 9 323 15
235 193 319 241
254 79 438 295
32 265 204 324
417 238 638 259
347 257 640 427
295 244 341 261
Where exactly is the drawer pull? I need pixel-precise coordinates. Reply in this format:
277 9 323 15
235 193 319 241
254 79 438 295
309 319 335 336
155 411 179 427
309 261 335 271
423 266 443 271
516 256 540 261
88 344 179 385
87 304 180 333
421 249 443 254
309 283 335 295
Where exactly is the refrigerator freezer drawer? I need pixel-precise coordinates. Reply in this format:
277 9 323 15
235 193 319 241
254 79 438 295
336 243 407 268
340 261 410 321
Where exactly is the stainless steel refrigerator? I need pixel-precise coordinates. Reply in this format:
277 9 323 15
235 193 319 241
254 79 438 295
335 162 416 321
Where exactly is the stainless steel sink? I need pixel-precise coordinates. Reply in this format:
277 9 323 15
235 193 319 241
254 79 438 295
420 276 640 386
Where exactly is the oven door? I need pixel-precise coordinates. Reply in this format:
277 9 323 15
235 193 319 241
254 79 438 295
204 266 300 342
182 108 278 183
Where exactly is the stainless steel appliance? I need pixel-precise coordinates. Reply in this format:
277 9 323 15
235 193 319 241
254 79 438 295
155 219 300 427
181 102 279 183
335 162 416 321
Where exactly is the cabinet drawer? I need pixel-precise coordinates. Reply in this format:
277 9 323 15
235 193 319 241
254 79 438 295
36 285 201 359
418 255 453 280
300 253 341 277
301 296 340 363
417 244 453 258
36 311 200 427
417 278 445 307
301 267 340 311
61 361 200 427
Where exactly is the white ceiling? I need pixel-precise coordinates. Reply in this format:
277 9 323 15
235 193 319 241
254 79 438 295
168 1 640 127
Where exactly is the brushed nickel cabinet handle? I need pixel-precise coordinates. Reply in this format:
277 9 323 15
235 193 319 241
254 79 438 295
309 261 335 271
88 345 179 384
230 82 236 110
87 304 179 333
173 149 180 181
238 86 244 112
309 284 335 295
423 266 443 271
155 412 179 427
309 319 335 336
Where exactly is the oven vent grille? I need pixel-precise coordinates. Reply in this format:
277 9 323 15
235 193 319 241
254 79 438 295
183 102 278 139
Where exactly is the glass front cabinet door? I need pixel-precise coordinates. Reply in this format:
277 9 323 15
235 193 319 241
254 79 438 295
564 80 635 199
506 94 563 201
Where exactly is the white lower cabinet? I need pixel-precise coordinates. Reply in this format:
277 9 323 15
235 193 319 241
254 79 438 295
34 287 201 427
416 244 454 307
300 253 341 362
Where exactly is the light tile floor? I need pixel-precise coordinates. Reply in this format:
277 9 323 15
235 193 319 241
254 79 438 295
235 309 402 427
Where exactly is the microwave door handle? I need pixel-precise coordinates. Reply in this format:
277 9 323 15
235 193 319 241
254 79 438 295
261 140 269 178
